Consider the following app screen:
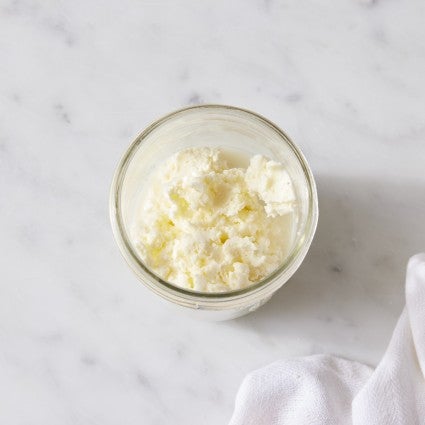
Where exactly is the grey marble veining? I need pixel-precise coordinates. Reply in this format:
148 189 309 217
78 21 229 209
1 0 424 423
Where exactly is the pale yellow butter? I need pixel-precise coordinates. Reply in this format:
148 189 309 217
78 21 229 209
133 147 296 292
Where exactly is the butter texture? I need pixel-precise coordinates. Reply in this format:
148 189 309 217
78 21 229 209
133 148 296 292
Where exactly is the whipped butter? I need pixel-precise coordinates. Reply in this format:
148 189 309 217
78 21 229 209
132 147 297 292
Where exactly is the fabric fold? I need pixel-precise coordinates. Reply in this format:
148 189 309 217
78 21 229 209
229 254 425 425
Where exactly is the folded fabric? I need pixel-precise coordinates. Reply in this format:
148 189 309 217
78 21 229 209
229 254 425 425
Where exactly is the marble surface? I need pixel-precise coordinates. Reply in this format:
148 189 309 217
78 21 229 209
1 0 425 423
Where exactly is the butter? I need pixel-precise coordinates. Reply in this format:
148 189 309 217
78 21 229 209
245 155 296 217
132 147 296 292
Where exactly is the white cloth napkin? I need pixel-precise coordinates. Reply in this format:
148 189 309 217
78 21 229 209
229 254 425 425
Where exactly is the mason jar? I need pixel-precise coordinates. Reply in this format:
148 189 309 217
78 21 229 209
110 105 318 320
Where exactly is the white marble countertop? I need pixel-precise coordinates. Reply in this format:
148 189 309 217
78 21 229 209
1 0 424 423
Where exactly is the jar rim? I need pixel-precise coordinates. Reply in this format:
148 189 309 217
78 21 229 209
110 104 318 309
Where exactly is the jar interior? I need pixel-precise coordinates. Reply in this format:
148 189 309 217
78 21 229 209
118 106 312 281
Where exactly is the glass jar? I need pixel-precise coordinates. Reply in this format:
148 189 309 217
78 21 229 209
110 105 318 320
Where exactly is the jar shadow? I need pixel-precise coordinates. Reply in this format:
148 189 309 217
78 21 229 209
231 175 425 363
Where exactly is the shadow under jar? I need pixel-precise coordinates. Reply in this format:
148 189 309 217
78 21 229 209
110 105 318 320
